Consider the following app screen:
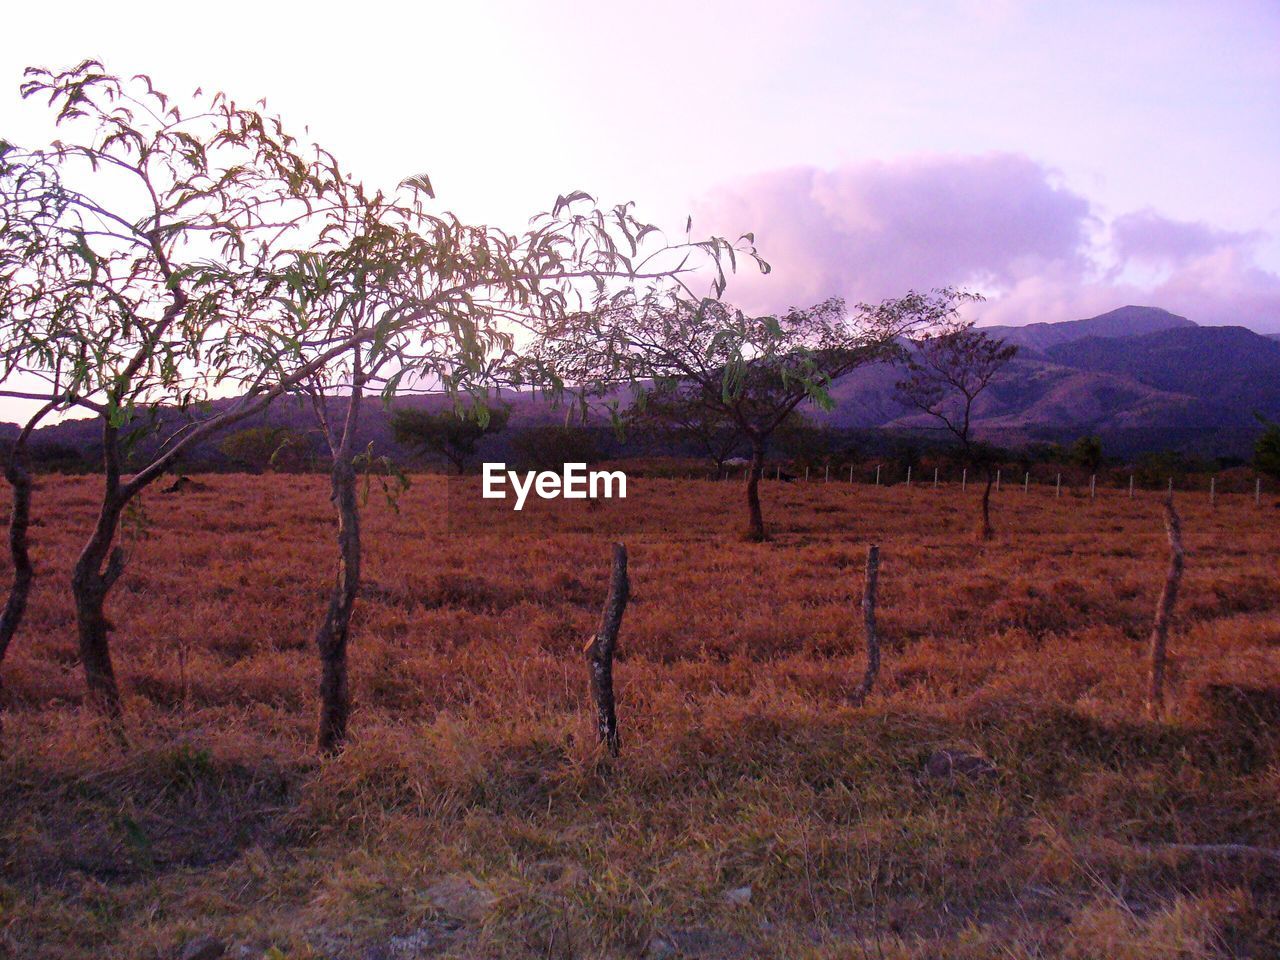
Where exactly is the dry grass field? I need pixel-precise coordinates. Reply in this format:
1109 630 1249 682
2 472 1279 958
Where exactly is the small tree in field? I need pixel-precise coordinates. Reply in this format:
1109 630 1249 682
217 425 313 472
510 424 602 472
896 323 1016 540
534 290 969 540
391 405 509 474
1070 435 1104 474
1254 418 1280 480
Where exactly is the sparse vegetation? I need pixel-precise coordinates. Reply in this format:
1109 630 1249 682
0 474 1276 958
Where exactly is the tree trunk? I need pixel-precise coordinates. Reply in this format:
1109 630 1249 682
0 447 34 726
315 454 361 754
71 506 127 730
1 403 60 725
585 542 629 756
1147 495 1184 719
850 544 881 706
744 438 766 542
979 466 995 541
70 421 129 733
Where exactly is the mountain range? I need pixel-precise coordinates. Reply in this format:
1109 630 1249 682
8 305 1279 465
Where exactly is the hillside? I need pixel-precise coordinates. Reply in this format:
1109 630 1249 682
978 304 1196 355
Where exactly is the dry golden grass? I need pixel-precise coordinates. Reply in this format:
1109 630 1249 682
1 473 1278 958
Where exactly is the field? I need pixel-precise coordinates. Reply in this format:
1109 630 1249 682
2 472 1279 959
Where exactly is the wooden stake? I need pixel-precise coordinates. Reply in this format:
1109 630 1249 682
1147 497 1184 720
851 544 881 707
585 542 629 756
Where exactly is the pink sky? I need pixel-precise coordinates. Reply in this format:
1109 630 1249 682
3 0 1279 330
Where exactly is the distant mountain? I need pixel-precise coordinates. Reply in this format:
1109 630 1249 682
8 306 1279 464
1044 325 1280 414
817 307 1279 456
979 305 1195 355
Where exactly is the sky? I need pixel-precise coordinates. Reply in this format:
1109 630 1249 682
3 0 1280 337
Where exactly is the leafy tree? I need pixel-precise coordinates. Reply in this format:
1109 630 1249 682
534 289 970 540
896 322 1016 540
0 63 441 734
391 406 509 474
1069 435 1104 474
1254 419 1280 480
623 383 746 476
510 424 602 472
217 425 314 472
773 411 832 471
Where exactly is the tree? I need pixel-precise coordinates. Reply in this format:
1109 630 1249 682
1069 435 1104 474
896 322 1016 540
623 383 745 476
217 425 314 472
1254 419 1280 480
391 405 509 474
510 424 602 472
0 139 104 700
0 63 400 731
533 289 969 540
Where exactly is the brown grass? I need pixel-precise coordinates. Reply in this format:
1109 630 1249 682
1 474 1278 958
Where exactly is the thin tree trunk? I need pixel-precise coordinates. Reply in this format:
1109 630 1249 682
70 422 128 733
851 544 880 706
980 465 995 541
1147 495 1184 719
0 404 57 726
744 437 766 542
315 384 363 754
585 542 629 756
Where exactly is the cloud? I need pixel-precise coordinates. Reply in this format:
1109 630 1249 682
695 154 1280 331
1110 209 1261 266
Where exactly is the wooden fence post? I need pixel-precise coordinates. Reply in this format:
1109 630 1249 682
851 544 881 706
875 465 881 486
962 468 967 491
995 469 1001 492
1129 475 1134 499
585 542 630 756
1147 497 1184 720
1056 473 1061 498
934 467 939 488
1024 471 1029 493
906 466 912 487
